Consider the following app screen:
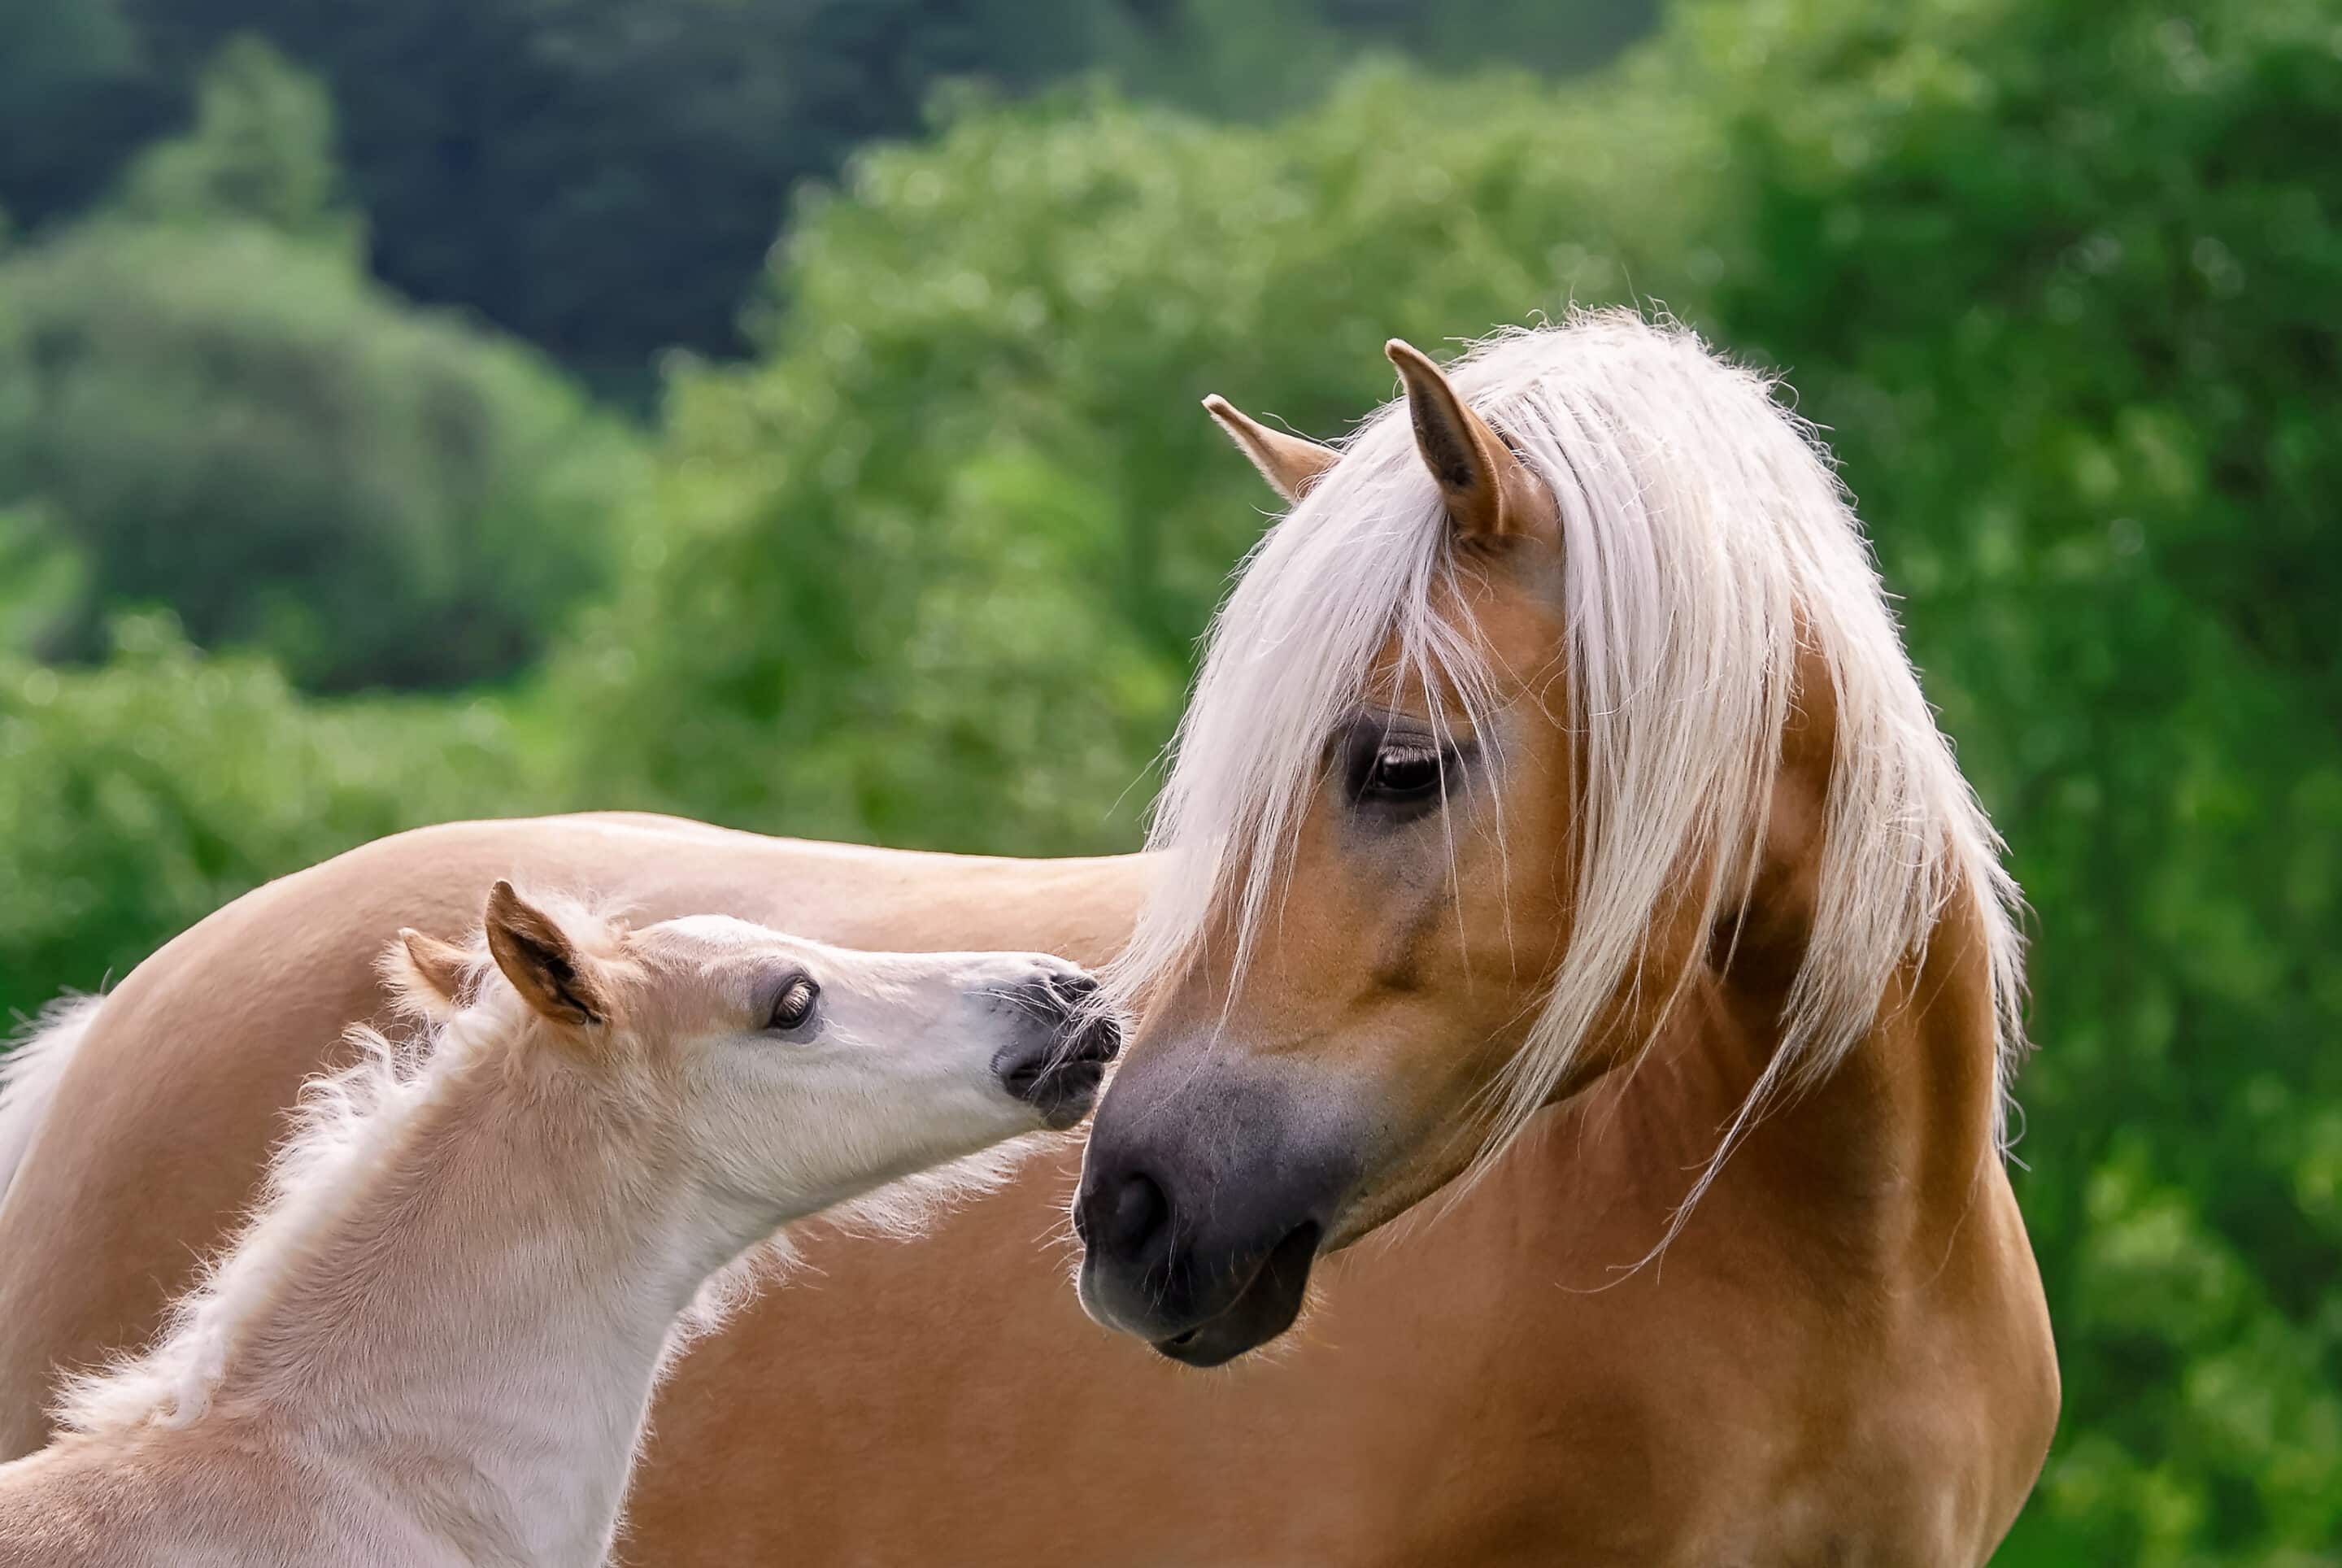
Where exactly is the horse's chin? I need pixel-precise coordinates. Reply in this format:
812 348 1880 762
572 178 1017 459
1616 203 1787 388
1149 1221 1321 1368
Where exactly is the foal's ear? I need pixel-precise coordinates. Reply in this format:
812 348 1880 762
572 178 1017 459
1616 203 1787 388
484 881 610 1029
388 928 473 1019
1385 338 1547 543
1202 394 1339 503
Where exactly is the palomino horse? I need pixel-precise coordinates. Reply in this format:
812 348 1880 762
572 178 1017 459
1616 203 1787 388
0 314 2056 1564
0 883 1114 1566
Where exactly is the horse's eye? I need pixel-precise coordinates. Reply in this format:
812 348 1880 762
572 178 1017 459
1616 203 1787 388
1363 743 1444 800
1337 720 1465 821
768 976 820 1031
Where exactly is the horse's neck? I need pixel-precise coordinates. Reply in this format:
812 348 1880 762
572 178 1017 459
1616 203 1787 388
1608 886 2005 1274
1639 648 2007 1272
1773 890 2009 1260
217 1046 718 1564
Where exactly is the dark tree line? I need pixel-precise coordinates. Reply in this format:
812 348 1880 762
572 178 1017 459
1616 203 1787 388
0 0 1653 390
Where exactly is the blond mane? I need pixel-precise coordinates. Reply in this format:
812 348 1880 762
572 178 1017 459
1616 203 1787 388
1107 310 2026 1187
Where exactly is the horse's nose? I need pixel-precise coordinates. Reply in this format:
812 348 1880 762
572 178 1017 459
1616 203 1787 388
1072 1146 1175 1274
1075 1165 1169 1260
1075 1066 1350 1358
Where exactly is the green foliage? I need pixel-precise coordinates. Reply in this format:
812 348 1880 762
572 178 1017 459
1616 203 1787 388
0 616 541 1022
0 216 643 691
1093 0 1655 115
0 0 164 226
113 35 360 257
1653 0 2342 1553
114 0 1122 385
0 503 82 656
571 66 1716 849
0 0 137 108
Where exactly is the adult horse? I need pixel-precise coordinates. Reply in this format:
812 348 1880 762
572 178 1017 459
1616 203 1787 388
0 313 2056 1563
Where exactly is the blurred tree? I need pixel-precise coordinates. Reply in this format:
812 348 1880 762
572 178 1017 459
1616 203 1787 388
559 66 1717 849
0 504 81 658
116 0 1120 390
0 216 642 690
112 34 361 258
1093 0 1655 115
1319 0 1653 71
0 39 644 694
0 616 540 1021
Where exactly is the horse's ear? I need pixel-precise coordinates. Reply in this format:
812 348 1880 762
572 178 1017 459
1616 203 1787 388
484 881 610 1030
1385 338 1545 542
387 928 472 1019
1203 394 1339 503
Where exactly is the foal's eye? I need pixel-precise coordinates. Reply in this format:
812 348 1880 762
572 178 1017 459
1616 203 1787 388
767 976 820 1031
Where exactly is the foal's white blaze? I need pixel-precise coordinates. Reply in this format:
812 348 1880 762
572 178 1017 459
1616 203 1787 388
1 891 1108 1568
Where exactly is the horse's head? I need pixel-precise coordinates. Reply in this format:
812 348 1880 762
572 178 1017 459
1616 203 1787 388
1076 316 2021 1365
1073 338 1600 1365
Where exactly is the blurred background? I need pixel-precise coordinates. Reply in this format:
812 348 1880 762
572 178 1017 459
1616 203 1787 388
0 0 2333 1558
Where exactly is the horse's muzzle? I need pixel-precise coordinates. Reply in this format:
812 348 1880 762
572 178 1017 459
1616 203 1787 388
1072 1063 1356 1365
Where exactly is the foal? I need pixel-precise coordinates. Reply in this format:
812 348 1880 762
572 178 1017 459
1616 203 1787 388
0 882 1116 1567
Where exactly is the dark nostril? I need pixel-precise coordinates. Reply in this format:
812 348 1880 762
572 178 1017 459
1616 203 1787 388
1100 1169 1168 1259
1074 1012 1122 1065
1046 969 1099 1010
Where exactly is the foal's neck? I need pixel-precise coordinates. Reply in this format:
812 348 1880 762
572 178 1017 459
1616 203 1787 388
215 1034 729 1565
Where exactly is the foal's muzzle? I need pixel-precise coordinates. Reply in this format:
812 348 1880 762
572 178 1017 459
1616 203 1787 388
990 969 1121 1130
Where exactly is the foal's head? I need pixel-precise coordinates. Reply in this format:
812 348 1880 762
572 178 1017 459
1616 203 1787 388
400 882 1120 1237
56 887 1120 1442
1074 316 2022 1365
